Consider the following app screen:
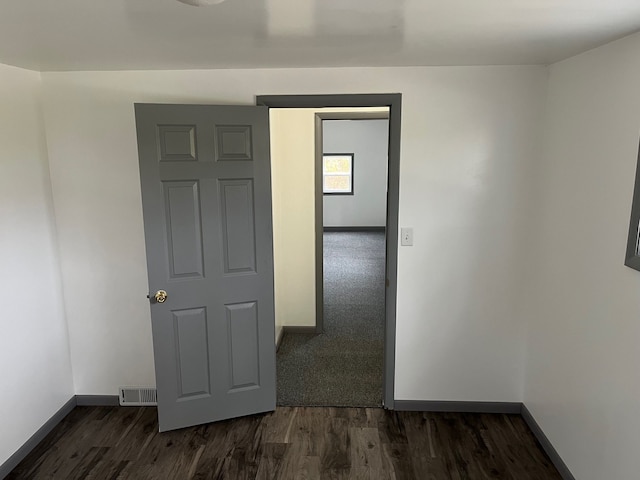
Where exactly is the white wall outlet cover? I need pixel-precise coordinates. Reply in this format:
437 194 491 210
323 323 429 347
401 227 413 246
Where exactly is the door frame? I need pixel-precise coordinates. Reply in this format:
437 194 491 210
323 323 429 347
256 94 401 409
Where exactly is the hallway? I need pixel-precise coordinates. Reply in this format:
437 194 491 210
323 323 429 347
277 231 385 407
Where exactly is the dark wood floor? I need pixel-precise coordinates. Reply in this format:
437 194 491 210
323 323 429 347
7 406 562 479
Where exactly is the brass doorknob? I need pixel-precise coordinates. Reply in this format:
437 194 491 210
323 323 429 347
154 290 168 303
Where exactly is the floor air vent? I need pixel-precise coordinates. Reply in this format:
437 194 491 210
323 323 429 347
119 387 157 406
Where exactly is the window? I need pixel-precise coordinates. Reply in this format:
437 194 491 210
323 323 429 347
323 153 354 195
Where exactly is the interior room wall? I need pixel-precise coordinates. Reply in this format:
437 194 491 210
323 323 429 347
0 63 74 467
323 119 389 227
270 109 317 337
40 66 545 402
522 32 640 480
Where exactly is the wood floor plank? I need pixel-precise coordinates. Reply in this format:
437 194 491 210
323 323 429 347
11 407 113 479
91 459 130 480
349 427 383 476
255 443 288 480
190 456 228 480
7 406 564 480
293 407 331 457
482 414 561 479
320 417 351 474
299 456 322 480
65 446 110 479
377 411 408 445
262 407 298 444
404 413 450 480
278 433 310 479
381 442 416 480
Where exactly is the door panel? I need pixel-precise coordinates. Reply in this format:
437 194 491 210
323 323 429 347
215 125 254 161
135 104 276 432
173 307 210 399
163 180 204 278
219 179 256 274
226 301 260 391
158 125 198 162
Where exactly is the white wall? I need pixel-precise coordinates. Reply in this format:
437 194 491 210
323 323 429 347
323 119 389 227
40 66 545 401
0 64 74 466
270 109 317 336
523 32 640 480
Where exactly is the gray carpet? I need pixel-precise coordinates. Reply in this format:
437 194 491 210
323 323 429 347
276 231 385 407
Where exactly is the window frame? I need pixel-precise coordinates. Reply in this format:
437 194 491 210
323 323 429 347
322 153 354 196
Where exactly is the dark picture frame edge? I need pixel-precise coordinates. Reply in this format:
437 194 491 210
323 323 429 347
625 139 640 271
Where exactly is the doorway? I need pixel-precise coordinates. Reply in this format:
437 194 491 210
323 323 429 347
272 111 389 406
257 94 401 409
135 95 400 432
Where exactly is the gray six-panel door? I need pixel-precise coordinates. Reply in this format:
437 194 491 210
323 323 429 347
135 103 276 432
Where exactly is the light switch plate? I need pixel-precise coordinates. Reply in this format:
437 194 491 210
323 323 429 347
401 227 413 246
